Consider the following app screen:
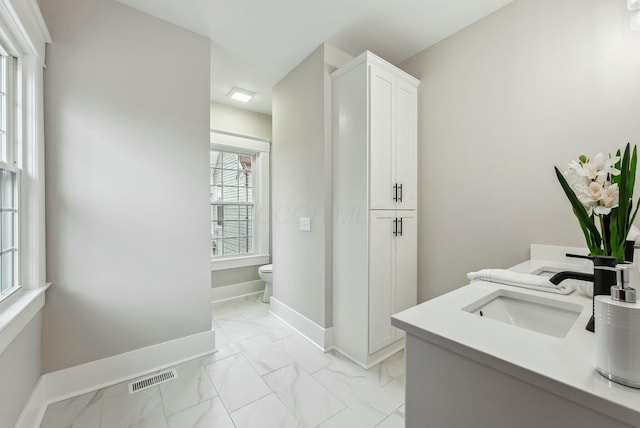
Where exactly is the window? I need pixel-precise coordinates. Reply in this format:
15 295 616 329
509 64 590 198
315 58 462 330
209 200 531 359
210 131 270 270
0 53 19 299
210 151 255 257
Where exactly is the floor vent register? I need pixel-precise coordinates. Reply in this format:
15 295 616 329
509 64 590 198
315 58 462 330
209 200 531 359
128 369 177 394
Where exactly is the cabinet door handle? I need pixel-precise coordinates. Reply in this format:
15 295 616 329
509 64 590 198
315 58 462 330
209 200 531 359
398 184 403 203
393 218 398 236
393 183 398 202
399 217 403 236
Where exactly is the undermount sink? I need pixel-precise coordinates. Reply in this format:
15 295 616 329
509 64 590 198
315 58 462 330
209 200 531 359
462 290 583 338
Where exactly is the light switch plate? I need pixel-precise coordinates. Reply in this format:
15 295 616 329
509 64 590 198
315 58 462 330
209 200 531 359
300 218 311 232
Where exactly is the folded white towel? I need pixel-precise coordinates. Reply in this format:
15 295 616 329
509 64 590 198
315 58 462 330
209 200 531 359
467 269 574 295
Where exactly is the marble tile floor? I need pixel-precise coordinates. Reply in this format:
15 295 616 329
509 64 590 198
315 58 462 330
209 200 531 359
40 294 406 428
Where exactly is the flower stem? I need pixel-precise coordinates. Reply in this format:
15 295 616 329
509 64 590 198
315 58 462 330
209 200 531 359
600 215 609 255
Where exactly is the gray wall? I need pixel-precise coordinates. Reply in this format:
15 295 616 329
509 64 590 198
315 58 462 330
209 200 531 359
211 266 261 288
0 314 41 427
210 101 272 288
272 44 350 328
40 0 212 372
210 101 272 141
400 0 640 302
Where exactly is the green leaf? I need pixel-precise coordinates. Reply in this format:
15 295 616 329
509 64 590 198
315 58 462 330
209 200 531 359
578 220 597 254
617 144 632 250
606 144 638 262
630 145 637 193
629 146 638 226
613 149 623 186
611 143 637 260
609 215 619 259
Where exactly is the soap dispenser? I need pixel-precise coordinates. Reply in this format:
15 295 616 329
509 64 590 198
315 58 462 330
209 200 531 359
595 263 640 388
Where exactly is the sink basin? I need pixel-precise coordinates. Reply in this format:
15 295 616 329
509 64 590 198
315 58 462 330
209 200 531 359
462 290 583 338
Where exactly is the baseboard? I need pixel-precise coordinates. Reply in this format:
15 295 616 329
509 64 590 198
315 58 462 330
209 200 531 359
334 339 405 370
269 297 334 351
211 280 265 303
16 330 215 428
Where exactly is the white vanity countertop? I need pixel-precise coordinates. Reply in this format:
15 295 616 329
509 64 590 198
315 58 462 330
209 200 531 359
391 244 640 427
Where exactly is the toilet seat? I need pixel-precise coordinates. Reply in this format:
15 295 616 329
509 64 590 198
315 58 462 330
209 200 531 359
259 264 273 273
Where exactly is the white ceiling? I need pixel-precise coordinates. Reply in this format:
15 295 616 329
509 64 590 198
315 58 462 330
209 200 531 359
116 0 514 115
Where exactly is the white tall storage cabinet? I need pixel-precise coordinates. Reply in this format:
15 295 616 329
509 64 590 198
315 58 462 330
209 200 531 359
332 51 419 367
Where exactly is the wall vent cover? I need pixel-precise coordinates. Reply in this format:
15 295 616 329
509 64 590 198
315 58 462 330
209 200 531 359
128 369 177 394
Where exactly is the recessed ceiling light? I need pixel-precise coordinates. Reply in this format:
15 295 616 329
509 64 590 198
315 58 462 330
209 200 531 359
228 87 254 103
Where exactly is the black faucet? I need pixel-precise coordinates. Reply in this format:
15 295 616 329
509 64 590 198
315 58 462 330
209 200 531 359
549 271 594 284
549 255 618 332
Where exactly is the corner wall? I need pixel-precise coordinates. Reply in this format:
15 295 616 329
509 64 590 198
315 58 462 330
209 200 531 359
40 0 212 372
271 44 350 329
400 0 640 301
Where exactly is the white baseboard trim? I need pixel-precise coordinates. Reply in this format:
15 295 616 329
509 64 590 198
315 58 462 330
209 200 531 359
16 330 215 428
269 297 334 351
334 339 405 370
211 280 265 303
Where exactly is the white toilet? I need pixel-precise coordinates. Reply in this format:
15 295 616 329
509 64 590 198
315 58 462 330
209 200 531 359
258 264 273 303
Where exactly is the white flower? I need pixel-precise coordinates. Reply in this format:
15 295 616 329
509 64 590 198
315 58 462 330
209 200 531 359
564 170 590 189
573 182 598 215
572 178 619 216
565 152 622 217
596 182 619 215
567 153 620 180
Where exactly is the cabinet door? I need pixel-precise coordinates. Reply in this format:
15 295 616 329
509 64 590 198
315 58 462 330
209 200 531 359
369 210 396 354
369 66 396 210
395 80 418 210
394 211 417 342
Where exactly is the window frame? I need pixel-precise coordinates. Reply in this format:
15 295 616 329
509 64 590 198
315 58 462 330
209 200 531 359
0 0 51 356
210 130 270 271
0 49 20 301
